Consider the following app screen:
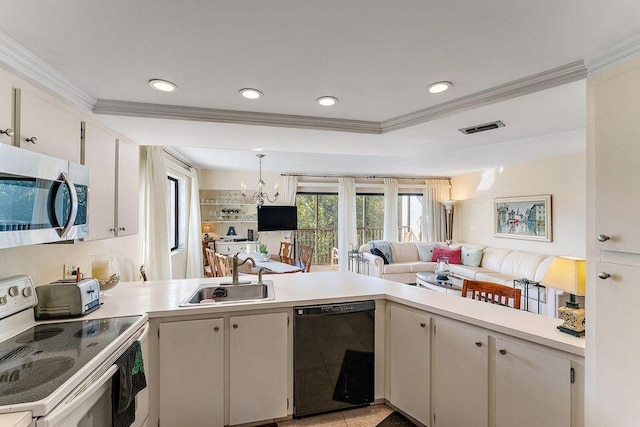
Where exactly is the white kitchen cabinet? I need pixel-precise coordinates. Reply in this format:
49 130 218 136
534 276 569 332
229 312 288 425
16 87 81 162
159 318 224 427
591 60 640 254
0 69 13 146
115 138 139 236
432 319 488 427
83 123 116 240
388 305 430 426
494 336 571 427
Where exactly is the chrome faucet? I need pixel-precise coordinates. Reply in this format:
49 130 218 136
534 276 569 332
231 253 255 285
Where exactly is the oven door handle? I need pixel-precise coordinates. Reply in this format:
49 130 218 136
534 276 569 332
37 365 118 427
136 322 150 342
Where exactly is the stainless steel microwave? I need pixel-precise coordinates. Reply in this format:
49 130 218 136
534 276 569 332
0 144 89 249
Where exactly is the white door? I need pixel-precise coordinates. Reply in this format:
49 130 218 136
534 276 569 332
83 122 116 240
18 88 81 162
159 319 224 427
229 312 288 425
495 337 570 427
433 319 488 427
388 305 430 426
115 138 139 237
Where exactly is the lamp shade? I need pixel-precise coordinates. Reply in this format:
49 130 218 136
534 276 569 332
542 257 586 296
441 200 457 212
202 224 213 233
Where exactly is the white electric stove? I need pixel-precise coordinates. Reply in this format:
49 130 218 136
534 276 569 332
0 275 149 427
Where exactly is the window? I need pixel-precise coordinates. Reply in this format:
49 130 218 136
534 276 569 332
296 193 338 265
167 176 179 251
398 194 423 242
356 194 384 244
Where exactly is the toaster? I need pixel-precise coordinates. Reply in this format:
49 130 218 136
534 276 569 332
34 278 101 320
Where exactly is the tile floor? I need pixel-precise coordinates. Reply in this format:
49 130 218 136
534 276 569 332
279 405 393 427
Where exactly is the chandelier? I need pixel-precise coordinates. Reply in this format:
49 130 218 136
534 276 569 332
241 154 279 208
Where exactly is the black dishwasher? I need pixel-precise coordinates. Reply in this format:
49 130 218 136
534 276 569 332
293 301 375 418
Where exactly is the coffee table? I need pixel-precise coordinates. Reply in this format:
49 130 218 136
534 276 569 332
416 271 463 295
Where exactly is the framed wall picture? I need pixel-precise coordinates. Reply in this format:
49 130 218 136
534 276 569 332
494 195 552 242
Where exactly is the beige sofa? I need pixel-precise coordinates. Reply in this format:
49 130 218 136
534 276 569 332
359 241 557 316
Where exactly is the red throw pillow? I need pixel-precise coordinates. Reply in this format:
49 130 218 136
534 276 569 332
432 247 462 264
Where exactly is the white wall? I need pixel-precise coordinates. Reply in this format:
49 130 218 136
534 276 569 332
451 152 586 257
198 169 289 256
0 235 141 285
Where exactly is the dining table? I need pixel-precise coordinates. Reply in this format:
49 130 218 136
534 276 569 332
237 253 303 274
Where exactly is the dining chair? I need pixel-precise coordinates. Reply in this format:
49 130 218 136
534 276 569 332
204 248 216 277
279 241 294 265
214 252 231 277
461 279 521 309
296 245 314 273
330 247 339 270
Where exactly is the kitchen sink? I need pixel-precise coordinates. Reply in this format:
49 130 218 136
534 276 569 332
180 281 275 306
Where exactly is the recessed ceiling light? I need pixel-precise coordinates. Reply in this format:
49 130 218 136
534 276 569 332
252 147 264 151
240 88 263 99
148 79 177 92
427 81 452 94
317 96 338 106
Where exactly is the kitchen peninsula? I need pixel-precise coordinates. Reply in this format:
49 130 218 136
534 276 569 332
1 271 585 427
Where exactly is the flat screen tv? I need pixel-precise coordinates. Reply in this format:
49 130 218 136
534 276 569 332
257 205 298 232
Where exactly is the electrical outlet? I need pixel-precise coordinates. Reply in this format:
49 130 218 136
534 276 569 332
63 264 78 279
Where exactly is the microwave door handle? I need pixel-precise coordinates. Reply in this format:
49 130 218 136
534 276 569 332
37 364 118 427
59 172 78 238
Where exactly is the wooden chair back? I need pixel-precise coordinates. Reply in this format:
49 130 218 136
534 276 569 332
204 248 216 277
461 279 521 309
279 241 294 265
214 252 231 277
330 247 339 270
297 245 314 273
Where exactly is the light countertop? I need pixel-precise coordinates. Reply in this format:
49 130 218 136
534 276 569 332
88 271 584 357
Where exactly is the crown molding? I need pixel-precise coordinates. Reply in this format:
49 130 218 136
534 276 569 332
0 30 96 112
381 60 587 132
586 32 640 75
93 99 382 134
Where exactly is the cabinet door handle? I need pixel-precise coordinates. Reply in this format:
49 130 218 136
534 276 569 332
420 322 426 328
0 128 13 137
598 272 611 280
214 326 220 332
25 136 37 144
119 227 126 231
596 234 610 242
109 228 116 232
475 341 482 347
233 324 238 329
499 349 507 355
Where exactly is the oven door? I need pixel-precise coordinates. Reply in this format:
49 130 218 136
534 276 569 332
35 323 149 427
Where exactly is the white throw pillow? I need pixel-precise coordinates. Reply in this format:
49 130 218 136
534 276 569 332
416 243 440 262
462 246 484 267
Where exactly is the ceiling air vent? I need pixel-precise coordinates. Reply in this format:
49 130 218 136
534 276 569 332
458 120 505 135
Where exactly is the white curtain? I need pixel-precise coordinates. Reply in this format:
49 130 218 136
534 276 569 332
338 178 357 271
383 178 399 242
185 167 203 279
422 179 450 242
141 146 172 281
282 175 298 205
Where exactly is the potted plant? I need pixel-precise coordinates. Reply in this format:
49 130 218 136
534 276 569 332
259 244 269 262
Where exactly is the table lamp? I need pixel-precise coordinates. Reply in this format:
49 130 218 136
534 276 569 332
542 257 586 337
202 224 213 241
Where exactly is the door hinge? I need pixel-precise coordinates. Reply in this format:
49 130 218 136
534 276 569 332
157 329 160 339
287 398 289 409
570 367 575 384
80 122 85 139
433 323 436 334
287 316 290 327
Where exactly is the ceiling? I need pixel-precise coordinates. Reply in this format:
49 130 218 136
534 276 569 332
1 1 639 176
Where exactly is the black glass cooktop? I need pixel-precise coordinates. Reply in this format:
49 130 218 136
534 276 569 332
0 316 140 407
